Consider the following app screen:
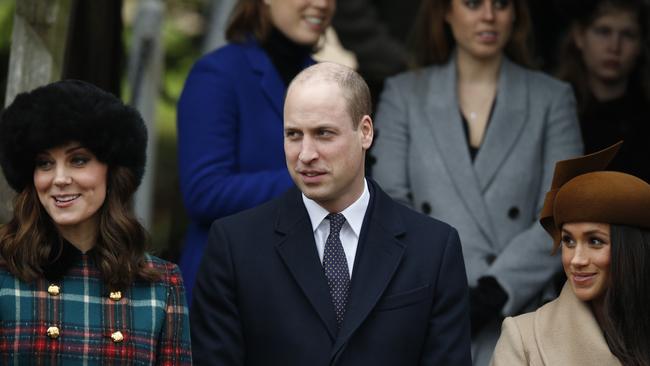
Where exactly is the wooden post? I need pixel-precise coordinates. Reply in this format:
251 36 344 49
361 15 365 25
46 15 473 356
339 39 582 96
1 0 72 223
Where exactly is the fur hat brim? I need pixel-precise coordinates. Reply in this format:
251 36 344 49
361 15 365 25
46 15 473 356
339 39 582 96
0 79 147 192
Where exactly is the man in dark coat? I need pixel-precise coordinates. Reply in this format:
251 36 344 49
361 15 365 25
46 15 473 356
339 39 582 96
190 62 471 366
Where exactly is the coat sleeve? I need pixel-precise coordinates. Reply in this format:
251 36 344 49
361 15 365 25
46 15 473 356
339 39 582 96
490 317 529 366
484 82 583 315
372 75 413 207
156 264 193 365
177 53 294 225
420 227 473 365
190 221 244 365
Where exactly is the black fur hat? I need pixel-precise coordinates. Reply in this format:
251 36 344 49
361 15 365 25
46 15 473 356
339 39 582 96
0 80 147 192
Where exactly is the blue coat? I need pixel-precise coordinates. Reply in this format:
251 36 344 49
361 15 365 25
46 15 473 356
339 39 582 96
191 180 472 365
177 38 313 302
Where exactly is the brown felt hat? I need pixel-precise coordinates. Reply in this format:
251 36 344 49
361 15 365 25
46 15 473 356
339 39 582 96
540 141 650 252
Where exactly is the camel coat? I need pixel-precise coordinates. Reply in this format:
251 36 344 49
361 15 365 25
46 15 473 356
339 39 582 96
491 283 621 366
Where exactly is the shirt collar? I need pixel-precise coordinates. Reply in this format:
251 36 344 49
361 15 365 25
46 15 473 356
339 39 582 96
302 179 370 237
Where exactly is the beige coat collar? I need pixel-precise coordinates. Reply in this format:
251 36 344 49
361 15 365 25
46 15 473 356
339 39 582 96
534 283 621 366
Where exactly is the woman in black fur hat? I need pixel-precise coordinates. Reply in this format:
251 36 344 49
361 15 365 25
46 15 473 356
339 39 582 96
0 80 192 364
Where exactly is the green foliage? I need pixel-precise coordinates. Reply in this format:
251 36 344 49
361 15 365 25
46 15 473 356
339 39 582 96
157 7 204 138
0 0 14 104
0 1 14 48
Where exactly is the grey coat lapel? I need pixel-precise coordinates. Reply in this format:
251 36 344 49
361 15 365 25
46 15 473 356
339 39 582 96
424 59 497 243
473 58 528 191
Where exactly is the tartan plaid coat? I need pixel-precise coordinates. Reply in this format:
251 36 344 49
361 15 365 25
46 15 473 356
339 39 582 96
0 243 192 365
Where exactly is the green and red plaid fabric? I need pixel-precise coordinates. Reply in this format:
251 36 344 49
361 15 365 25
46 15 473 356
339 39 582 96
0 252 192 365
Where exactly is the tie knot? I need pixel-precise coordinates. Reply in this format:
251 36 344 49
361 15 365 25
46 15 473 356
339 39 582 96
326 213 346 235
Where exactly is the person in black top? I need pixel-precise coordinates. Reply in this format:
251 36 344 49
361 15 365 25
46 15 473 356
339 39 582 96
557 0 650 182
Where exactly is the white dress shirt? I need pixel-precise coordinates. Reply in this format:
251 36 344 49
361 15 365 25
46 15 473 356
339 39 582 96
302 179 370 276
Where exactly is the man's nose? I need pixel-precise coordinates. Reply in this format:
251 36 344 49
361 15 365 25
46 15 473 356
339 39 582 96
298 137 319 163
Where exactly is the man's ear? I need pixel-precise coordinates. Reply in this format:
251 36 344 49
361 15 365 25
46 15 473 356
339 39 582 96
359 115 374 150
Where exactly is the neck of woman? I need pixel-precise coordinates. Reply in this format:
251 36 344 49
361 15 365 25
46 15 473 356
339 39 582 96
58 220 98 254
588 76 628 102
455 49 502 85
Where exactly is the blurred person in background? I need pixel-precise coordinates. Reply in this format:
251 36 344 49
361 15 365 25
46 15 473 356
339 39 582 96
176 0 335 303
492 142 650 366
556 0 650 183
331 0 423 106
0 80 191 364
371 0 583 364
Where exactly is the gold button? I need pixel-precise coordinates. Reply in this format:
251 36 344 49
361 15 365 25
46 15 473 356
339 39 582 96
109 291 122 301
47 326 60 339
111 331 124 343
47 284 60 296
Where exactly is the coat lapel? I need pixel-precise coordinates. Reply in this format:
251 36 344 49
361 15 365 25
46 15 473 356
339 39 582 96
273 189 338 340
423 59 497 243
331 181 406 359
244 39 285 118
473 58 528 191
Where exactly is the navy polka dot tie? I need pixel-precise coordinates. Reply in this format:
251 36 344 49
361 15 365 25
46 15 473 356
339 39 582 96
323 213 350 328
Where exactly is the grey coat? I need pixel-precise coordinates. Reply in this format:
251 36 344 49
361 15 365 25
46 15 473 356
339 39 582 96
372 56 583 365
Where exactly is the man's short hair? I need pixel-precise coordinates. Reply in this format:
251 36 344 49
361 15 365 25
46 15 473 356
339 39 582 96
289 62 372 129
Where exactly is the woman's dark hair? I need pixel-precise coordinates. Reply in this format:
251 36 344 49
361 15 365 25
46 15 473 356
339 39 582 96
556 0 650 113
0 165 160 291
226 0 272 43
601 224 650 366
411 0 534 68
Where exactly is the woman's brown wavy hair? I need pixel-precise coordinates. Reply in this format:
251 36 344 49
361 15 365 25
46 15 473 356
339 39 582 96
411 0 534 68
0 165 160 291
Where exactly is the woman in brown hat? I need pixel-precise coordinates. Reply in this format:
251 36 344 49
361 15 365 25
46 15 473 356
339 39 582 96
490 142 650 366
